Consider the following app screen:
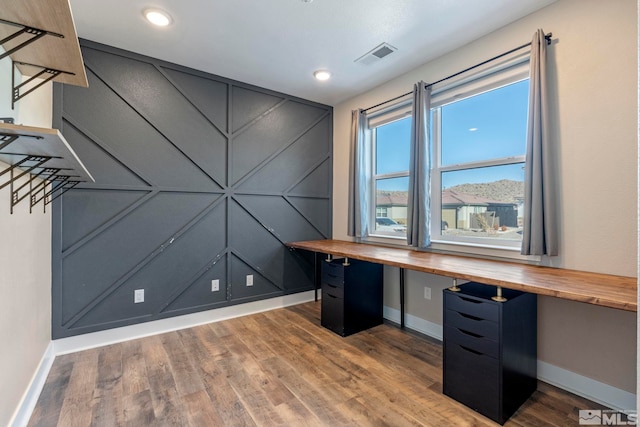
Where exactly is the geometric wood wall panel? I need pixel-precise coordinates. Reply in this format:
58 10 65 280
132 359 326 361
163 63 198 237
51 40 332 338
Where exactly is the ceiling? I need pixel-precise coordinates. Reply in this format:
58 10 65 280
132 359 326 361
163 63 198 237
69 0 556 106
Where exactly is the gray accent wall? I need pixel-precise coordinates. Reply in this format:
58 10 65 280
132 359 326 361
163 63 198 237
51 40 332 339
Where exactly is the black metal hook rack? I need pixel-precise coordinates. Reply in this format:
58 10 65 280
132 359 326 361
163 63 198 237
0 123 94 214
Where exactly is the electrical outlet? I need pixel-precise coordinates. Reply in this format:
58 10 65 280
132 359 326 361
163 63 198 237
246 274 253 286
423 286 431 300
211 279 219 292
134 289 144 303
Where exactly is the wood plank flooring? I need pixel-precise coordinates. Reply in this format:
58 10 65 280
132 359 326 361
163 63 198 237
29 301 606 426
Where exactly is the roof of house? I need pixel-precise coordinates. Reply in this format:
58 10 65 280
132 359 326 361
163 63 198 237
441 189 511 206
376 190 516 207
376 192 409 207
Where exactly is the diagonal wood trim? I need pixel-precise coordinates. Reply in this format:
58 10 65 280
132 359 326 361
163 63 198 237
231 111 330 187
62 116 153 186
158 249 229 314
282 195 329 239
61 189 159 259
284 155 330 195
82 63 226 190
155 64 230 139
230 248 283 291
230 97 288 138
231 194 288 246
53 41 332 338
63 194 229 329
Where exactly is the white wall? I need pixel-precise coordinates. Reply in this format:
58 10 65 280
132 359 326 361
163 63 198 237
0 51 54 425
334 0 637 396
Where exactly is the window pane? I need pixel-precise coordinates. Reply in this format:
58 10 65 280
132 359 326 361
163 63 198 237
441 80 528 166
375 117 411 175
441 164 524 241
374 176 408 237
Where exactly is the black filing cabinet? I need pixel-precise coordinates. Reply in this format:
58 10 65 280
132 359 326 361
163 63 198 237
443 282 537 425
321 258 383 336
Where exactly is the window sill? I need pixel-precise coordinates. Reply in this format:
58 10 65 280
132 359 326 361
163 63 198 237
429 239 541 263
362 235 541 263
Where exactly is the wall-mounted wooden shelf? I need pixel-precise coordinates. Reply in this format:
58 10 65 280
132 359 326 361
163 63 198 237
0 122 94 213
0 0 88 88
0 0 88 108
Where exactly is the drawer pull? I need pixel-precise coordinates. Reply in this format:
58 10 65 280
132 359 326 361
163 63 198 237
460 345 484 356
459 296 483 304
459 312 483 321
458 328 483 339
327 273 339 279
327 294 338 299
326 284 337 289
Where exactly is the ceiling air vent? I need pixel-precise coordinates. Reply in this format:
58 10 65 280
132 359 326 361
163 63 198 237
355 42 397 65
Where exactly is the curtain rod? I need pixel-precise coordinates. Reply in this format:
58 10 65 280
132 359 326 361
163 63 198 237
363 32 552 113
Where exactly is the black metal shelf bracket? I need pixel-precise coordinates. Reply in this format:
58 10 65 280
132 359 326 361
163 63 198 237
0 154 52 189
0 154 54 213
10 167 72 213
29 176 82 210
0 131 42 151
0 18 70 108
0 18 64 61
11 61 75 109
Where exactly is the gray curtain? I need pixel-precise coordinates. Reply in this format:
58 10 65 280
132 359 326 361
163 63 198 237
406 82 432 249
521 29 558 256
347 109 369 238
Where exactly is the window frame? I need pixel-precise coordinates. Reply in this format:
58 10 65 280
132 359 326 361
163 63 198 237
361 55 537 259
366 101 412 240
430 60 530 250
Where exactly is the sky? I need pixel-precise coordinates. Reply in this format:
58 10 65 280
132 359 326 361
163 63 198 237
375 79 528 192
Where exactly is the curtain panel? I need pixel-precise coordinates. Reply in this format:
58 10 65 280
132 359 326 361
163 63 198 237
347 109 370 238
521 29 558 256
406 82 432 249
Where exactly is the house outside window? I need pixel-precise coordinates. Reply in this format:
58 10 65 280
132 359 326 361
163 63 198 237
367 104 412 238
365 58 530 252
431 61 530 249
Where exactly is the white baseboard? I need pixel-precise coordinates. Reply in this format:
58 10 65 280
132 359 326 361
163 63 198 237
54 290 316 355
10 342 55 427
537 361 636 411
383 305 637 412
383 305 443 341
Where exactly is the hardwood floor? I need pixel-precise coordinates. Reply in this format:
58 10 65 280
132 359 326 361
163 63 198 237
29 301 606 426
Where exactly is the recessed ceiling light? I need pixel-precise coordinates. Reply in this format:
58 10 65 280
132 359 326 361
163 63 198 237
314 70 331 81
143 8 172 27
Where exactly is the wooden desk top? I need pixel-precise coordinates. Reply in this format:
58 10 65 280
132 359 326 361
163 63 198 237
287 240 637 312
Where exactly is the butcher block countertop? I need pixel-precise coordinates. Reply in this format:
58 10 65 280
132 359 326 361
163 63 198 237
287 239 637 312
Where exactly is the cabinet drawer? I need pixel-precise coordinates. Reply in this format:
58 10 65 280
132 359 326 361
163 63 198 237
445 292 499 322
322 282 344 299
321 292 344 335
323 260 345 276
322 261 345 287
444 309 499 341
444 326 498 359
444 342 500 421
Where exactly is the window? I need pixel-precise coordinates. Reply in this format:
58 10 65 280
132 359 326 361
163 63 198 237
368 106 411 238
364 60 530 251
431 64 529 249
